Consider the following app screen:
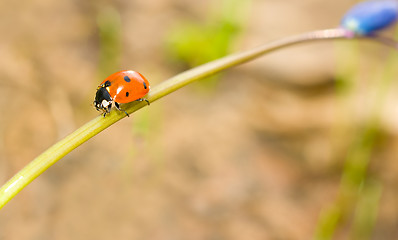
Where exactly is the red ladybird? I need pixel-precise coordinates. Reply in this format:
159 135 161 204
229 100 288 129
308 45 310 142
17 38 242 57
94 70 150 117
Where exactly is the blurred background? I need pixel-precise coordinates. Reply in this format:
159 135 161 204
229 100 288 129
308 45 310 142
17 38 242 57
1 0 398 239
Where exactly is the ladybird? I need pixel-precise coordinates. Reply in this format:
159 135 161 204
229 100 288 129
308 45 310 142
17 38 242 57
94 70 150 117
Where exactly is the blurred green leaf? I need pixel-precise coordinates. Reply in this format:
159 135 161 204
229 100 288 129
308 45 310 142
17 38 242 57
165 0 250 90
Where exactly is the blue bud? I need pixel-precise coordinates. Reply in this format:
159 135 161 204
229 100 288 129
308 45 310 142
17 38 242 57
341 0 398 35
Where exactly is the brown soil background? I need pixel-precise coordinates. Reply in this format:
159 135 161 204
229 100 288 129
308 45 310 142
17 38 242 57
1 0 398 239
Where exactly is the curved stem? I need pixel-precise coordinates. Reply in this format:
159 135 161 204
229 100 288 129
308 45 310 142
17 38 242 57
0 28 394 209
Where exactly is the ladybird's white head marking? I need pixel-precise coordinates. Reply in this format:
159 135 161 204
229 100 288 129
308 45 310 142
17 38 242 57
101 99 110 108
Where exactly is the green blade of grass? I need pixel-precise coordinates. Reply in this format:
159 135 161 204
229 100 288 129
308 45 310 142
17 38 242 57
0 28 393 209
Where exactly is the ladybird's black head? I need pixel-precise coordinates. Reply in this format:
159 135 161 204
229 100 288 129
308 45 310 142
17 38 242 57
93 86 113 116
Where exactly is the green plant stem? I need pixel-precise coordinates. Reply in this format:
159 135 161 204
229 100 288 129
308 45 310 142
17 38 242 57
0 28 395 210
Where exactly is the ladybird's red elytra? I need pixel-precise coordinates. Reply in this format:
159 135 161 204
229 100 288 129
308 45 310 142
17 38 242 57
93 70 150 117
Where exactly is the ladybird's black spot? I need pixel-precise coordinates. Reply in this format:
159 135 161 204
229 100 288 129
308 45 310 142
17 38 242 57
143 81 147 89
126 91 129 97
124 76 131 82
104 80 111 87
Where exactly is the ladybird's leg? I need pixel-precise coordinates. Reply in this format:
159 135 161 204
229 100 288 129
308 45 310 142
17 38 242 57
101 103 112 117
114 102 129 117
107 103 112 115
103 107 109 117
137 98 150 105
